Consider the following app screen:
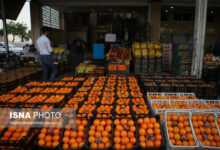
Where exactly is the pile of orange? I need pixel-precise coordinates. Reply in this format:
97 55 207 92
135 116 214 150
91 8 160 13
91 87 103 91
73 91 87 97
38 127 61 148
65 82 78 87
131 91 143 98
10 86 27 93
85 97 100 105
191 114 220 147
117 86 128 91
117 98 130 105
43 95 64 103
56 87 72 94
170 101 191 109
166 114 196 146
104 86 114 92
62 118 87 149
138 117 162 147
189 102 209 109
26 87 44 93
76 113 93 118
52 82 66 86
0 94 14 102
78 105 96 114
101 97 115 105
180 95 197 100
117 91 129 98
206 102 220 109
97 105 113 114
132 98 146 105
132 105 149 114
88 119 112 149
115 105 130 114
40 87 58 93
39 82 53 86
1 125 30 141
25 95 47 103
113 118 136 149
68 97 84 103
62 77 74 81
96 114 112 118
8 94 31 103
74 77 85 81
164 94 181 100
103 91 115 97
78 87 91 92
148 94 164 100
88 91 102 97
25 81 40 86
152 101 171 109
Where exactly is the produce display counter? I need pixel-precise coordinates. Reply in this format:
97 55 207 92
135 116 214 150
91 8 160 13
0 74 219 150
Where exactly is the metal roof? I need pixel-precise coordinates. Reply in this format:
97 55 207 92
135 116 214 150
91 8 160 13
0 0 26 20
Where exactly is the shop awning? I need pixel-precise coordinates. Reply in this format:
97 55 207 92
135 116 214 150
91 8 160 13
0 0 26 20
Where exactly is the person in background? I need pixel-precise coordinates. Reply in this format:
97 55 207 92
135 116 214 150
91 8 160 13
36 27 56 81
206 45 213 54
213 40 220 56
73 37 84 59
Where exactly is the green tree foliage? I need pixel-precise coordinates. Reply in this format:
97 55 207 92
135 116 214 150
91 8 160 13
0 21 30 42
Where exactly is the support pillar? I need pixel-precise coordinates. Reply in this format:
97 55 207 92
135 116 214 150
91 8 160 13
149 2 161 42
30 1 41 45
191 0 208 78
1 0 9 58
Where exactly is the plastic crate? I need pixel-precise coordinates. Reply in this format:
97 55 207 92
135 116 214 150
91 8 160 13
147 92 164 101
188 100 211 111
164 111 200 150
190 112 220 150
136 114 165 150
179 93 197 100
163 93 181 100
148 100 172 115
205 100 220 112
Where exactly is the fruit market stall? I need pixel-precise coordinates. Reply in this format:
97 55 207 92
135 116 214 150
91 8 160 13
132 42 163 74
0 74 219 150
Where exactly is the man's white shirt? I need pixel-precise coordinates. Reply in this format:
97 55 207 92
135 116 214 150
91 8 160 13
36 35 52 55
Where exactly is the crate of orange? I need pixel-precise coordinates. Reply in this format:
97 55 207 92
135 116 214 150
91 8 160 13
9 86 28 93
0 117 38 149
147 93 164 101
87 117 113 149
42 94 66 108
0 94 15 104
170 100 192 111
35 119 63 149
205 100 220 111
5 94 32 107
61 117 89 150
164 111 199 150
163 93 181 100
148 100 172 115
112 116 138 150
136 114 165 150
188 100 211 111
190 112 220 149
179 93 197 100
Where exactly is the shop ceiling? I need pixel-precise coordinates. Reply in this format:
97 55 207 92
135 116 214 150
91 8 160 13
35 0 220 13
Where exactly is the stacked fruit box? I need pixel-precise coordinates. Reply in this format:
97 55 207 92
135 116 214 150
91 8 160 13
164 111 200 149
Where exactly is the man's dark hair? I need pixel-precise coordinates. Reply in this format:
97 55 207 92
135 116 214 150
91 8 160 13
42 27 49 34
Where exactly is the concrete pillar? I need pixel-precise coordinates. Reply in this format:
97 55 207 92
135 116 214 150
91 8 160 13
30 1 41 45
149 2 161 42
191 0 208 78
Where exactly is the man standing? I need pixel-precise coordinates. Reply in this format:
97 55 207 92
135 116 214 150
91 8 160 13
73 37 83 59
36 27 56 81
213 40 220 56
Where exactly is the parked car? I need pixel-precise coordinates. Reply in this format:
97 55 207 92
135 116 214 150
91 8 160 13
0 42 24 56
